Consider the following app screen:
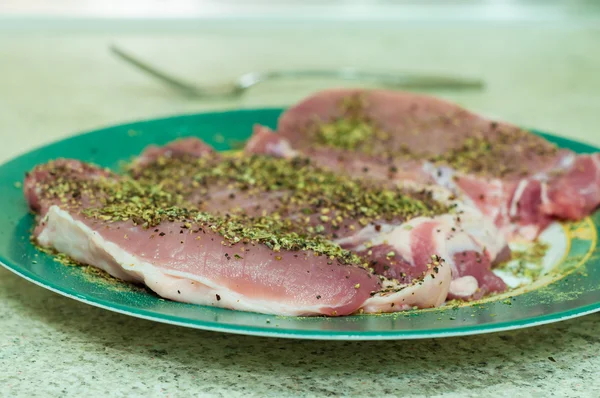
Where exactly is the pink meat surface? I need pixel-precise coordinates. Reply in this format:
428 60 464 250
247 89 600 240
134 139 508 301
25 158 457 316
133 137 214 169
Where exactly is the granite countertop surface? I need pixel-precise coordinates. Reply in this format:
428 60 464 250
1 20 599 397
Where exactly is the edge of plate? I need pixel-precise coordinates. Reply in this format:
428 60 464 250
3 259 600 340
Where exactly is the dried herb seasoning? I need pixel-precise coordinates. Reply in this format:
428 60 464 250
308 94 558 178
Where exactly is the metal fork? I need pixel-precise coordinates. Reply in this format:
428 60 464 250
110 44 484 99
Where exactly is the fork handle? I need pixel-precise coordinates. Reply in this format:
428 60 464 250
239 69 484 90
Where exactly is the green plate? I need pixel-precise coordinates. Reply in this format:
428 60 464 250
1 108 599 340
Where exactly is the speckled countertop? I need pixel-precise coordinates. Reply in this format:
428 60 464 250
1 18 600 397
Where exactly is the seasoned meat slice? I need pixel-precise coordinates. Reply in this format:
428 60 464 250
247 89 600 240
132 138 508 300
25 159 454 315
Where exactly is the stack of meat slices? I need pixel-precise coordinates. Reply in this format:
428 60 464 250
24 89 600 316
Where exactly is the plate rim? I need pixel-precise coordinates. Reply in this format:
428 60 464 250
2 260 599 340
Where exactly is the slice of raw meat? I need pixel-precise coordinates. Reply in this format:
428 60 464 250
247 89 600 240
25 159 456 316
133 137 214 169
131 139 508 300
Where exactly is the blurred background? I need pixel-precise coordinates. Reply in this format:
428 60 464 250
1 0 599 160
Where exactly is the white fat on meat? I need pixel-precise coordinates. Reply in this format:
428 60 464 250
37 205 451 315
38 206 333 316
352 211 504 299
265 138 298 159
509 180 529 218
396 180 506 260
361 264 451 312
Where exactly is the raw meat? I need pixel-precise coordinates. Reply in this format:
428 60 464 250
25 145 504 315
27 87 586 315
131 139 508 300
25 159 457 316
248 89 600 240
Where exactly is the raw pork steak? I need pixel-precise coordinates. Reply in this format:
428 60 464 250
25 142 506 315
247 89 600 239
130 139 508 300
